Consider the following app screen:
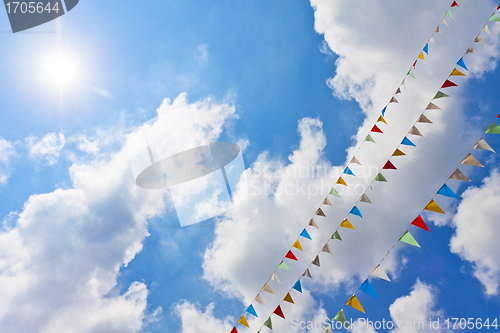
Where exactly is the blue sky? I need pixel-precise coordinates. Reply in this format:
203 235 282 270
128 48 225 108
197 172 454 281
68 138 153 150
1 1 500 333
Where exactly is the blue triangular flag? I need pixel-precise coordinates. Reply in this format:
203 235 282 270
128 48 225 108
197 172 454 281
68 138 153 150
382 106 387 117
247 305 258 317
359 280 378 299
349 206 363 218
300 229 312 240
401 137 416 147
457 58 468 71
292 280 302 293
423 43 429 54
343 166 355 176
437 184 459 199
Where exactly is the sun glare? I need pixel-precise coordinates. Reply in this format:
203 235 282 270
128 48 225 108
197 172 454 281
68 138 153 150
41 53 80 86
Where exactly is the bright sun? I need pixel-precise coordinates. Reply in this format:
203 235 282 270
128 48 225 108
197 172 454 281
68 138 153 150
41 53 80 86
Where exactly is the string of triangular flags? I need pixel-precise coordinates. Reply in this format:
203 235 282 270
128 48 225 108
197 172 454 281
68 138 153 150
328 116 500 329
229 4 500 333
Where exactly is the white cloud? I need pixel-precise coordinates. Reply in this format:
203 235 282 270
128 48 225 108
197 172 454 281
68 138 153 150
26 132 66 165
92 86 115 99
0 137 15 186
450 168 500 295
173 301 234 333
69 133 100 155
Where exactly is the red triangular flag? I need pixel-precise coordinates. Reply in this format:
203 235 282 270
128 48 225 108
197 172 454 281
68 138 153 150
451 1 459 7
497 113 500 118
413 60 417 69
411 215 430 232
273 305 285 319
383 161 397 170
498 4 500 10
285 250 298 261
231 328 238 333
371 125 383 133
442 80 457 88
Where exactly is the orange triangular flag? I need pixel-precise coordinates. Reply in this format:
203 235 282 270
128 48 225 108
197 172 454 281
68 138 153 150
347 295 365 313
392 148 406 156
340 219 355 230
424 199 445 214
293 239 303 251
238 316 250 328
336 177 347 186
450 68 466 77
283 292 295 304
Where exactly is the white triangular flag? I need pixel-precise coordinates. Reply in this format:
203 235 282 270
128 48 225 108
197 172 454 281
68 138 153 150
440 18 449 27
482 24 491 37
473 138 495 152
322 243 333 255
309 218 319 229
350 156 361 165
372 264 391 281
270 272 281 284
429 35 436 44
360 193 372 203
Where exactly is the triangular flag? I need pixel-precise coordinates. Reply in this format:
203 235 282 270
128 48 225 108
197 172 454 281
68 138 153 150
302 268 312 278
330 187 341 197
461 153 484 167
283 292 295 304
340 219 355 230
399 230 421 248
401 137 416 146
273 305 285 319
374 172 387 182
371 125 383 133
350 156 361 165
409 126 423 136
435 26 441 33
255 294 265 306
445 10 454 19
349 206 363 218
315 208 326 217
347 295 365 313
365 134 376 143
390 96 399 103
334 310 348 327
474 35 486 46
426 102 441 110
486 122 500 134
482 24 492 37
372 265 391 281
293 239 303 252
418 114 433 124
360 193 372 203
424 199 445 214
489 13 500 21
377 116 387 125
412 215 430 232
437 183 459 199
442 80 457 88
430 35 436 44
336 177 348 186
331 231 342 240
401 78 406 89
451 1 459 8
450 68 466 76
412 60 417 69
395 87 401 95
231 327 238 333
263 283 274 294
423 43 429 54
322 326 333 333
382 106 387 117
285 250 298 261
308 218 319 229
359 280 378 299
343 166 355 176
407 69 416 79
450 168 471 181
278 261 290 271
434 91 449 99
292 280 302 293
247 305 258 318
383 161 397 170
238 315 250 328
473 138 495 152
263 317 272 330
312 255 320 267
392 148 406 156
322 243 333 255
322 197 333 206
418 51 425 61
441 17 449 27
270 272 281 284
466 46 475 54
300 229 312 240
457 58 468 71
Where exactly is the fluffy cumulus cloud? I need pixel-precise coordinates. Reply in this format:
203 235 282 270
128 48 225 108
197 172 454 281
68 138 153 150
0 137 15 186
26 132 66 165
450 169 500 295
173 301 234 333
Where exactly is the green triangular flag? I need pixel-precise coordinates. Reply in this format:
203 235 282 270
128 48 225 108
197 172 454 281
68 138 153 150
365 134 376 143
374 173 387 182
399 231 421 248
334 309 348 328
331 231 342 241
264 317 272 329
278 261 290 271
330 187 341 197
408 69 416 79
485 122 500 134
490 13 500 22
445 10 454 19
433 91 449 99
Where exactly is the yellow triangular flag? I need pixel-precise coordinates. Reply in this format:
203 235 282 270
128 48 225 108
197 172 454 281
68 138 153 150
377 116 387 124
392 148 406 156
238 315 250 328
263 283 274 294
283 292 295 304
293 239 303 252
340 219 355 230
347 295 365 313
336 177 348 186
424 199 445 214
418 51 425 62
450 68 466 77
